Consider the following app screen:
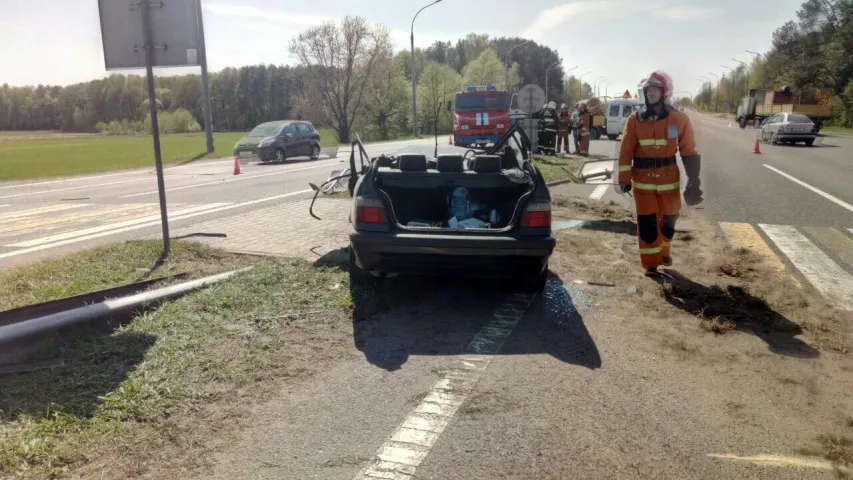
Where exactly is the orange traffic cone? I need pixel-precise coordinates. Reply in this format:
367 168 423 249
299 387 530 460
753 137 761 154
233 156 242 175
449 135 454 145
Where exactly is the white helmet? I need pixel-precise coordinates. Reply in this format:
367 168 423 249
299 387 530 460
547 101 557 109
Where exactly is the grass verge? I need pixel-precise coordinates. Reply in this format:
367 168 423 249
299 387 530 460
0 241 431 478
0 240 255 312
822 126 853 135
531 154 585 184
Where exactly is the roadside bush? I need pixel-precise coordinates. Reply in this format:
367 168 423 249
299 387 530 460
142 108 202 134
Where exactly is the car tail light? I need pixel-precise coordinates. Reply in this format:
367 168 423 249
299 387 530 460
356 197 387 224
811 126 818 133
521 202 551 228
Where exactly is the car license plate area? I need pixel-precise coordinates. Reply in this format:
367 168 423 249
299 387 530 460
238 151 254 157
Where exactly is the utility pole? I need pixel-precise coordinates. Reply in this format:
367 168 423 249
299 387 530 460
195 0 214 153
578 71 591 101
732 58 748 106
410 0 442 137
545 61 560 101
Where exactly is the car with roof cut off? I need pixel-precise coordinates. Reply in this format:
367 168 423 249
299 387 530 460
310 124 556 292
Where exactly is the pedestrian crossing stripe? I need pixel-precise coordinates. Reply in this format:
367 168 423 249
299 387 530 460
0 204 157 234
0 204 90 223
721 222 853 310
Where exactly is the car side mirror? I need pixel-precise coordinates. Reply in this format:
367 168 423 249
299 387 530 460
309 182 320 191
284 133 293 140
446 100 452 112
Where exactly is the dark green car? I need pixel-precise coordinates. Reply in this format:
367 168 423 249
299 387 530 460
233 120 322 162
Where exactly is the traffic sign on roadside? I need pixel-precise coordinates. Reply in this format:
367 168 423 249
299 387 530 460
518 84 546 116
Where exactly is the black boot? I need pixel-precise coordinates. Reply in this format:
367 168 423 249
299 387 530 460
662 256 673 267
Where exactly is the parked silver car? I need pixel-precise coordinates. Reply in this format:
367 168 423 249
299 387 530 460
759 113 818 146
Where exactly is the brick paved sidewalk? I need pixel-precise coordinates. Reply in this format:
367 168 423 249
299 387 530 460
169 199 350 261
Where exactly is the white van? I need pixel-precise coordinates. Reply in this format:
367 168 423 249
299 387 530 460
602 98 643 140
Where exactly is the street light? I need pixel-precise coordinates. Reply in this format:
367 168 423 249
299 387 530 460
593 75 605 97
410 0 442 137
732 58 749 103
708 72 720 112
545 61 561 101
578 71 591 99
563 65 578 103
605 80 615 98
746 50 763 89
721 65 733 112
697 77 711 108
505 40 531 91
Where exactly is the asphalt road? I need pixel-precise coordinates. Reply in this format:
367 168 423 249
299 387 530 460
690 111 853 229
0 137 444 267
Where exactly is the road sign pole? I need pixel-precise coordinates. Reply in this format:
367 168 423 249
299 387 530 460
196 0 214 153
141 0 171 255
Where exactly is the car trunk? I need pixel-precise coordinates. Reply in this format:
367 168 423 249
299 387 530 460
374 168 534 231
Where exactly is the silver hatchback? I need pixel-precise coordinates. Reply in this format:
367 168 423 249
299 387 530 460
760 113 818 146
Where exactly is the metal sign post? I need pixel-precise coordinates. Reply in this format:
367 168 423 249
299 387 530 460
98 0 209 257
140 0 170 254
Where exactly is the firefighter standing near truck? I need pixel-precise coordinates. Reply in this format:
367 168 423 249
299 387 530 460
532 101 559 154
618 71 703 276
556 104 571 154
576 101 593 156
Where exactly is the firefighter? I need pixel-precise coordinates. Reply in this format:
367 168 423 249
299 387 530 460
533 101 559 154
576 101 593 156
556 104 571 154
618 70 703 276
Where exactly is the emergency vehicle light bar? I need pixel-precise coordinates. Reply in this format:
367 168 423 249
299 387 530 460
465 85 498 92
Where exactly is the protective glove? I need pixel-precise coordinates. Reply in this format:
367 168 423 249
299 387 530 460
619 183 632 194
684 179 703 206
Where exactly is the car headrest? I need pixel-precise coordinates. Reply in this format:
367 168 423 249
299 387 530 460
472 155 502 173
375 155 395 168
398 154 427 171
436 155 464 172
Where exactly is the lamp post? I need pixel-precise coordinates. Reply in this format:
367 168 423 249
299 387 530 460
505 39 531 92
563 65 578 104
605 80 615 98
545 61 560 101
746 50 763 89
732 58 749 106
593 75 605 97
578 71 591 100
698 77 711 108
721 65 733 113
708 72 720 112
410 0 442 136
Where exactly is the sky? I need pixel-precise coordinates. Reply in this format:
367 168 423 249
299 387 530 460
1 0 807 99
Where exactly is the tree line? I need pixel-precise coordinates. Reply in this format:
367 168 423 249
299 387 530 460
696 0 853 127
0 18 580 143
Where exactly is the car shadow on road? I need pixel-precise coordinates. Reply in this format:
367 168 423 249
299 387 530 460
257 157 320 166
314 249 601 371
654 269 819 359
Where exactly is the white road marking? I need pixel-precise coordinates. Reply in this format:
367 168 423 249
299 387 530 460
589 184 608 200
0 178 148 200
707 453 852 474
0 189 312 260
355 293 535 480
759 224 853 310
0 204 90 221
0 170 146 191
119 160 342 198
763 164 853 214
7 203 230 247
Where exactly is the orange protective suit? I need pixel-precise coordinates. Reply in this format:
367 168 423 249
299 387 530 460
618 106 699 269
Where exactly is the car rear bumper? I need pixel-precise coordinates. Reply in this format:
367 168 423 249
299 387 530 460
778 133 817 141
350 230 555 277
233 147 258 159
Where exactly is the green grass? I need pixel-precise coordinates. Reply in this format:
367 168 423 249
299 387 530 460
822 126 853 135
531 154 585 184
0 240 255 312
0 127 348 182
0 239 430 478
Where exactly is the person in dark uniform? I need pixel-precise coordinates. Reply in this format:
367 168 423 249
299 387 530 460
532 101 559 154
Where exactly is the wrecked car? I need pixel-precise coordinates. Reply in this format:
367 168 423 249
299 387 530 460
311 124 555 292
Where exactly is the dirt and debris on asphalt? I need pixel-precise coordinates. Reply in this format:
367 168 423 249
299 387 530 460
3 199 853 479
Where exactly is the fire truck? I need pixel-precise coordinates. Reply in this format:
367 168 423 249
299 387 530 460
452 85 511 148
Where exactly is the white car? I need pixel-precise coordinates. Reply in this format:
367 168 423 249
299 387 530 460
759 113 818 146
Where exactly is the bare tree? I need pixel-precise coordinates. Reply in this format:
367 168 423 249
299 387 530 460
289 16 391 143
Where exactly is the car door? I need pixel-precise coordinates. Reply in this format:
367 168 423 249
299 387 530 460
605 104 620 135
282 124 299 154
763 115 779 139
